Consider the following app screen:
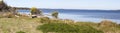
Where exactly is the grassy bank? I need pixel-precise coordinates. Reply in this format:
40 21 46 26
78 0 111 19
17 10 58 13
0 18 42 33
0 17 120 33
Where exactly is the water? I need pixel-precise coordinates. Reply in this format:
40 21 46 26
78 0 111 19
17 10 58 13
17 9 120 23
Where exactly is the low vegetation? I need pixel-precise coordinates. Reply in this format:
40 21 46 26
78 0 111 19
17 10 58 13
0 17 120 33
98 20 120 33
0 12 15 18
37 23 103 33
16 31 25 33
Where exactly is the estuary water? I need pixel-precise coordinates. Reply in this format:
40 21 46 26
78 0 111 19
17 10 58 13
18 9 120 23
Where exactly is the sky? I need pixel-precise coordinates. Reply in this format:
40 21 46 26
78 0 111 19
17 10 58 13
3 0 120 10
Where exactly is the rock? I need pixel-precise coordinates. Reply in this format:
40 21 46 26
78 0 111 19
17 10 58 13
15 15 19 17
31 15 37 18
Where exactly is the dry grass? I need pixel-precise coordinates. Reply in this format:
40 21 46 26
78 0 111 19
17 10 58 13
0 17 120 33
0 18 43 33
75 21 120 33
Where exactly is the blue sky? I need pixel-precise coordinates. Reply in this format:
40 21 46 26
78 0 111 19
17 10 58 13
3 0 120 10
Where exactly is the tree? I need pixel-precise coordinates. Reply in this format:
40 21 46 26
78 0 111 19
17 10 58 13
0 0 9 11
52 11 58 19
30 7 37 15
30 7 42 16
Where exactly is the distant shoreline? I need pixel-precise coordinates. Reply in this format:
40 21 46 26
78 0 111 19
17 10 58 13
15 7 120 11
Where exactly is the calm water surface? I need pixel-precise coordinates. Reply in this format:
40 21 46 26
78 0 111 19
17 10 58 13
18 9 120 23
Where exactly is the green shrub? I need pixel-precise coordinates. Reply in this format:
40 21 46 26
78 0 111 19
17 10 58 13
52 11 58 19
30 7 37 15
37 23 103 33
37 23 77 33
16 31 25 33
30 7 42 15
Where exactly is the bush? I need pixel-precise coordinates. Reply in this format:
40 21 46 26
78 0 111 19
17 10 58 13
37 23 77 33
16 31 25 33
99 20 117 27
52 11 58 19
37 23 103 33
30 7 37 15
30 7 42 15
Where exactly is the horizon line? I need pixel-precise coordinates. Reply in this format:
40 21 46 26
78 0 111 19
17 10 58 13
14 6 120 10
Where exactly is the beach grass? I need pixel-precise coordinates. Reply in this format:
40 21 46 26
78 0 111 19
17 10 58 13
0 17 43 33
0 17 120 33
